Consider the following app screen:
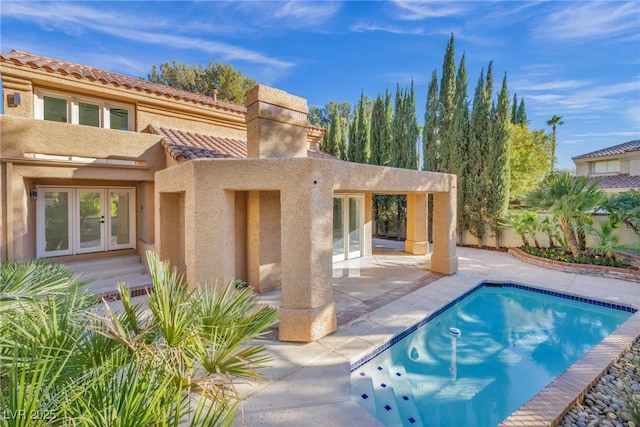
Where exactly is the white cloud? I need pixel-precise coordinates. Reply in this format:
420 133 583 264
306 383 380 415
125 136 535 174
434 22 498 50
512 79 590 92
2 1 293 70
391 0 470 20
230 0 341 29
350 22 425 35
537 1 640 43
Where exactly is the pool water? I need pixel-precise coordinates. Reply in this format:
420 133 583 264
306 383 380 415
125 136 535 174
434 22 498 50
350 283 635 427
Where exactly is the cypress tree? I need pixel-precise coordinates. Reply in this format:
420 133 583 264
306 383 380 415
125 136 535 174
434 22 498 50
405 81 419 170
438 34 456 173
452 53 470 244
486 73 512 248
369 94 385 166
423 70 439 172
383 88 393 166
347 106 358 162
323 103 342 158
467 68 491 246
516 98 527 125
511 94 518 124
354 92 371 163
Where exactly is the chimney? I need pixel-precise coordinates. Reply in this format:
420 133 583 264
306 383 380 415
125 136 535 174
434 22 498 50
211 89 218 102
244 85 309 159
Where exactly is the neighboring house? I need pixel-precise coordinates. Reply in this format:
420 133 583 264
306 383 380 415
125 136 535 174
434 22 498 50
1 50 458 342
572 140 640 192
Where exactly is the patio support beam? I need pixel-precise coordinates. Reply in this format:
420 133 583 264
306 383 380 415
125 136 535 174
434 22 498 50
405 193 429 255
430 189 458 275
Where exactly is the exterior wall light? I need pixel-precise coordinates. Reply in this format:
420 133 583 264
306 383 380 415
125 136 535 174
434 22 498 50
30 189 38 201
7 92 21 107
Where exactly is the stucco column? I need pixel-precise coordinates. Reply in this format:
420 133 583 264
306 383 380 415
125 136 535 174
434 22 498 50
279 181 336 342
363 192 373 256
431 190 458 275
405 193 429 255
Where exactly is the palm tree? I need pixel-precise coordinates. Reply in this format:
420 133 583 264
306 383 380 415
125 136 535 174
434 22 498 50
0 253 278 426
525 172 604 257
546 115 564 172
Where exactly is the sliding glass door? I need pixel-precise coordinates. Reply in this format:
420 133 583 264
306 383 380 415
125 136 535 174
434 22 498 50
333 195 364 262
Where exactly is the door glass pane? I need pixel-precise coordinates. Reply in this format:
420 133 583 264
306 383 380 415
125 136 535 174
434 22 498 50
43 96 68 122
110 190 131 246
349 197 361 254
44 191 70 252
110 108 129 130
79 191 103 249
333 198 344 258
79 102 100 127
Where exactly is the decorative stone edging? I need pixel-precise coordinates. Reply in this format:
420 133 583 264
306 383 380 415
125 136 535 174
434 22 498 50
508 247 640 283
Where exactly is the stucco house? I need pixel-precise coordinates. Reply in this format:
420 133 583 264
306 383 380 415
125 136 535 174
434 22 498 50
572 140 640 192
0 50 458 342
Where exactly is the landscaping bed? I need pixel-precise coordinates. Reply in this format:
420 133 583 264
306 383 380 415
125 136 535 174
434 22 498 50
509 247 640 283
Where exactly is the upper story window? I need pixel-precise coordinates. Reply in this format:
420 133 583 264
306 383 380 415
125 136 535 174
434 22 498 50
592 160 620 174
35 89 133 131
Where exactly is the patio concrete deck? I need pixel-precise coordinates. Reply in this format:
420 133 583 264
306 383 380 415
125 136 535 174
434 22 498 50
231 243 640 427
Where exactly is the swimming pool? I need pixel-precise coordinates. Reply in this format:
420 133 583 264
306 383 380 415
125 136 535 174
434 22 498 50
350 282 635 427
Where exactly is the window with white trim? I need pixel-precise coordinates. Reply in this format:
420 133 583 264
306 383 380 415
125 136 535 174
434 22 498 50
35 89 133 131
592 160 620 174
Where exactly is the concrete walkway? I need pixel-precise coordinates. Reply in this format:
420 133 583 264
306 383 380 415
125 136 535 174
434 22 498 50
232 245 640 426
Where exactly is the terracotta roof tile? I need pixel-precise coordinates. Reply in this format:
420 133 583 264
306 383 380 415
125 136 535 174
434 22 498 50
0 50 246 114
573 140 640 159
589 173 640 189
147 125 337 161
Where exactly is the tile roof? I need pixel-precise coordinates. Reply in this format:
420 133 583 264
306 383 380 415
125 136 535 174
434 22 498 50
573 140 640 159
148 125 336 161
0 50 245 114
589 173 640 189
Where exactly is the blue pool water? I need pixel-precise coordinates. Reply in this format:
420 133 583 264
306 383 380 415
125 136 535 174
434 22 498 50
350 282 635 427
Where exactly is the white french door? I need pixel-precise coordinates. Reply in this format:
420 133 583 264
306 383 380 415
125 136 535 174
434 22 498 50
333 195 364 262
37 187 135 257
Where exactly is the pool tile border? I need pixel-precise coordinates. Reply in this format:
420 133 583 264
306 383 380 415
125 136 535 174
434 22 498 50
499 311 640 427
350 280 636 372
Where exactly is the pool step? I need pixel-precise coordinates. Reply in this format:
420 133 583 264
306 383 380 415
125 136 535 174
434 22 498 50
351 358 422 426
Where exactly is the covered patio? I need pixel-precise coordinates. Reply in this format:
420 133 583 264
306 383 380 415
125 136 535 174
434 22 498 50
155 85 458 343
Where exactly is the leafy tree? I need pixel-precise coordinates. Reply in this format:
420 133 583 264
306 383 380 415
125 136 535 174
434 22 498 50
308 106 329 128
147 61 256 104
604 189 640 238
509 124 551 200
525 172 605 257
545 114 564 171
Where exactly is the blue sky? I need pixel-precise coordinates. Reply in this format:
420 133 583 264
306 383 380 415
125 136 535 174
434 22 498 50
2 1 639 170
